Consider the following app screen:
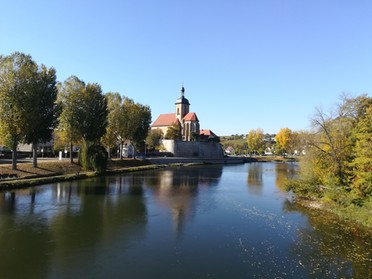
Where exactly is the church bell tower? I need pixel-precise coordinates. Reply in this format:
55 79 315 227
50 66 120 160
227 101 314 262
175 85 190 122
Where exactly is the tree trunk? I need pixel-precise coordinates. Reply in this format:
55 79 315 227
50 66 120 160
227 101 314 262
69 141 73 164
32 141 38 168
119 142 123 160
11 142 17 170
107 146 111 160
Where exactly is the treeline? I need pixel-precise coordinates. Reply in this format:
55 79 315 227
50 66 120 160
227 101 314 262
221 129 306 156
0 52 151 172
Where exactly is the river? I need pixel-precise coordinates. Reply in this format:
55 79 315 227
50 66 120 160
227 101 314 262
0 162 370 278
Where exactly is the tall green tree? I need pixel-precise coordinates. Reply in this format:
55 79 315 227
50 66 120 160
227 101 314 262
117 97 151 158
79 83 108 143
23 65 60 167
0 52 57 169
101 92 122 159
131 103 152 150
77 83 108 171
57 76 85 163
0 53 30 169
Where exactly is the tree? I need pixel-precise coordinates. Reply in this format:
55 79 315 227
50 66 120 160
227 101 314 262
128 102 151 150
78 83 108 171
117 97 151 158
0 52 40 169
285 94 372 211
309 106 354 187
146 129 163 151
291 130 310 156
247 128 264 155
79 83 108 143
57 76 85 163
101 92 122 159
23 65 60 167
165 123 182 140
275 128 293 156
350 101 372 197
58 77 108 170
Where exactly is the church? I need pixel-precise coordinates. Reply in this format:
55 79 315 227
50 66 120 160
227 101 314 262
150 86 223 159
151 86 200 141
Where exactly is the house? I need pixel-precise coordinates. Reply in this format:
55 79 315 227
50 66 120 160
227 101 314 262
200 129 219 142
151 86 200 141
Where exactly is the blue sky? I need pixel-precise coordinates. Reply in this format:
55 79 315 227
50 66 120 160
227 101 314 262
1 0 371 136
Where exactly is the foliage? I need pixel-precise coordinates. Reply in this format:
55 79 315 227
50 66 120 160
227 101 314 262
130 102 152 149
0 52 59 169
165 123 182 140
57 76 86 162
0 53 29 168
350 104 372 197
146 129 163 151
275 127 293 156
289 94 372 211
79 83 108 143
101 92 122 157
79 141 108 173
220 136 248 155
116 97 151 154
247 128 264 155
57 77 108 164
23 65 60 167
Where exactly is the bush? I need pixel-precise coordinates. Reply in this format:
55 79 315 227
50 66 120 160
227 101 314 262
284 178 323 199
79 142 108 173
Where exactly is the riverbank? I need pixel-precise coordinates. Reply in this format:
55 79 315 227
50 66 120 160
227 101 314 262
0 156 297 190
0 159 164 190
293 196 372 229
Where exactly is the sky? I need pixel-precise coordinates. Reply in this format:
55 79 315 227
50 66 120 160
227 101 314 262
1 0 371 136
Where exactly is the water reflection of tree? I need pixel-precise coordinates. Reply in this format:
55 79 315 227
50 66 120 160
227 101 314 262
144 166 223 235
0 176 148 278
247 162 263 194
283 200 372 278
275 162 298 189
0 190 53 279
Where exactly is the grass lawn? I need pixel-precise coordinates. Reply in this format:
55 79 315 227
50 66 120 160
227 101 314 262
0 158 151 180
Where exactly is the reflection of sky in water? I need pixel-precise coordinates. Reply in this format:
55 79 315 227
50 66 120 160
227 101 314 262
0 163 370 279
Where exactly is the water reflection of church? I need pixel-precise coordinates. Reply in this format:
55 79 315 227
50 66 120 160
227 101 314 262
145 166 223 234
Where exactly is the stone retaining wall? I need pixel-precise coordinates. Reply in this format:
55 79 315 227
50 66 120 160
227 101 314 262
161 140 224 159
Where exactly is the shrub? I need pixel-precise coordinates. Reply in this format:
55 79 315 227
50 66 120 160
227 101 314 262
79 142 108 173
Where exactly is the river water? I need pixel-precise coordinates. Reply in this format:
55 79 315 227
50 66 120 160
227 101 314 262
0 162 370 279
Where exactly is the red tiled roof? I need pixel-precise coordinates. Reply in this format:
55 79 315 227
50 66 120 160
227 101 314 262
200 129 217 137
152 113 178 127
183 112 198 122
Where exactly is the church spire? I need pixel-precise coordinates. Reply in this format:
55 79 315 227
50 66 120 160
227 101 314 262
181 84 185 97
